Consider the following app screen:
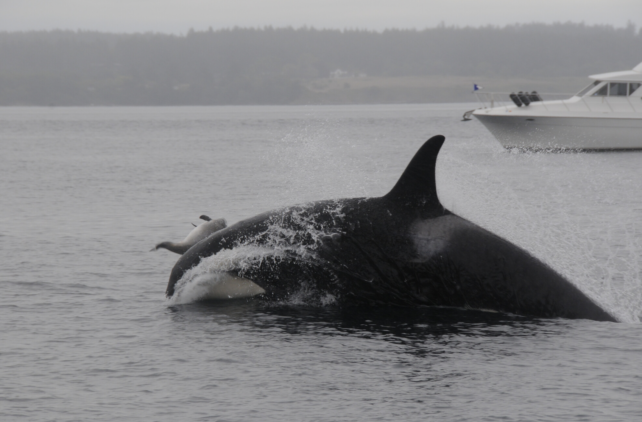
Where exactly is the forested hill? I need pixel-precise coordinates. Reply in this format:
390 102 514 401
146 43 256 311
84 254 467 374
1 23 640 105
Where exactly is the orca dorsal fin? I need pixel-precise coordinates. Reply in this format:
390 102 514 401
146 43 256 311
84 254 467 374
384 135 445 207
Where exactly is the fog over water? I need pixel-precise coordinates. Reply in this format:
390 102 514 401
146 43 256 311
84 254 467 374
2 0 640 33
1 23 640 105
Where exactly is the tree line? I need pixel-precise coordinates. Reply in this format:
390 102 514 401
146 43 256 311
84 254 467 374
0 23 640 105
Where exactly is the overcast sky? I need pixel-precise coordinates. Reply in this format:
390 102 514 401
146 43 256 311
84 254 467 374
1 0 640 33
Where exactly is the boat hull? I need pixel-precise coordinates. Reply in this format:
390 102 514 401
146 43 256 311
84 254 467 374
474 113 642 150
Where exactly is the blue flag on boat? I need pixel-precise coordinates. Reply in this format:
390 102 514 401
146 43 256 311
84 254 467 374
474 84 482 91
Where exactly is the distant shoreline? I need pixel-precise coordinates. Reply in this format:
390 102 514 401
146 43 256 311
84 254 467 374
0 76 585 107
0 24 638 106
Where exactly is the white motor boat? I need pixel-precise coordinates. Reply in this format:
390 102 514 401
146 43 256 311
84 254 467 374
472 62 642 150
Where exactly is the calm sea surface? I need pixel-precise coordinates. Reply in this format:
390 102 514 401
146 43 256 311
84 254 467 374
1 104 641 421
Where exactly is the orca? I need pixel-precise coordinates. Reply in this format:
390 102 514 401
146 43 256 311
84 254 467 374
153 217 227 255
165 136 616 322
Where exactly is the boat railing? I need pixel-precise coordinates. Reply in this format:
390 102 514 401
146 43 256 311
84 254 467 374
474 91 577 111
474 91 641 113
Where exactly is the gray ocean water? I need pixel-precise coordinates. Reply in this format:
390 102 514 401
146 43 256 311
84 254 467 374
1 104 641 421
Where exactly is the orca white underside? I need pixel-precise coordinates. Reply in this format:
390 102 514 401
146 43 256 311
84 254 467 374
180 272 265 302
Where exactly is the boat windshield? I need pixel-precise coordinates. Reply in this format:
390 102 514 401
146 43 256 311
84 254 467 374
576 81 600 97
591 82 609 96
588 81 642 97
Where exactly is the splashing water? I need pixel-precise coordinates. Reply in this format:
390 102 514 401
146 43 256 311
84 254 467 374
169 201 348 306
168 246 280 305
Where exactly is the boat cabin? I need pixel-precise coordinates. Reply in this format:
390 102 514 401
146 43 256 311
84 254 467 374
575 61 642 98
